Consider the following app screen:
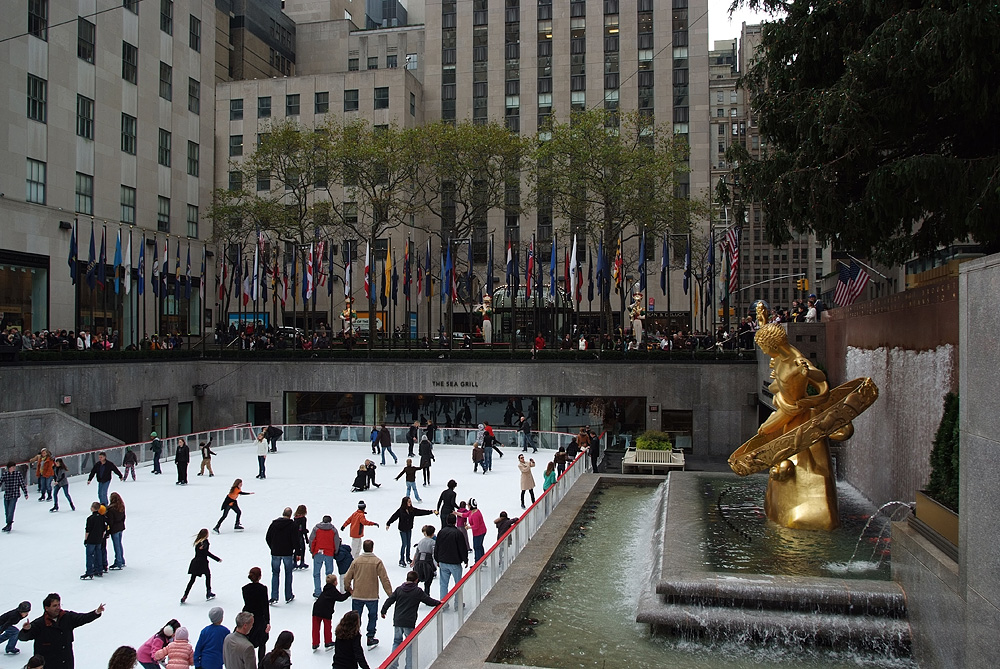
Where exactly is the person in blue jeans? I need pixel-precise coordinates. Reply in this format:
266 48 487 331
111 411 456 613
380 571 441 669
433 514 469 603
1 461 29 533
385 497 434 568
307 516 341 597
0 601 31 655
342 539 393 648
393 460 424 503
378 425 398 466
81 502 108 579
265 507 297 603
86 452 123 507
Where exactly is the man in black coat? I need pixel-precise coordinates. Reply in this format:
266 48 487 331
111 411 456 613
265 424 282 453
265 507 298 604
18 594 103 669
175 438 190 485
433 515 469 603
406 421 419 457
0 600 31 655
380 571 440 669
86 452 123 506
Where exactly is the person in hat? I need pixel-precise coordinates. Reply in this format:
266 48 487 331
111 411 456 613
81 502 108 580
137 620 180 669
153 626 194 668
0 601 31 655
149 432 163 475
342 502 379 557
193 608 229 669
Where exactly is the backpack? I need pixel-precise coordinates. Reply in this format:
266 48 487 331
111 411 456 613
413 549 436 581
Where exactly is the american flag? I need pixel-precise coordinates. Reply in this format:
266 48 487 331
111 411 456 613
834 260 871 307
725 227 740 294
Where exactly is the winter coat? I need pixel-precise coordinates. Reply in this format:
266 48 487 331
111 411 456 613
436 489 458 519
266 516 298 556
259 648 291 669
394 465 423 483
175 444 190 465
52 465 70 488
434 526 469 565
137 632 170 663
153 638 195 669
18 609 102 669
352 469 368 489
472 445 485 462
467 509 488 537
151 437 163 456
309 522 341 557
84 512 107 545
105 507 126 534
312 581 350 619
380 581 441 628
193 623 230 669
518 460 536 490
332 632 371 669
223 631 256 669
241 582 270 649
543 470 557 490
123 450 139 466
0 608 25 632
387 506 433 533
188 539 221 576
418 438 434 464
200 444 216 460
34 455 55 478
554 451 567 466
87 460 122 483
378 427 392 449
495 516 517 540
294 515 309 552
341 510 377 539
343 552 392 601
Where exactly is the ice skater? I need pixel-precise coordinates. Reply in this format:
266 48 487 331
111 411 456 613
213 479 253 533
181 529 220 603
518 455 536 509
50 458 75 512
122 447 138 481
385 497 434 568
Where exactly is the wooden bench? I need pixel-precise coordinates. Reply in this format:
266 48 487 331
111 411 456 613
621 447 686 475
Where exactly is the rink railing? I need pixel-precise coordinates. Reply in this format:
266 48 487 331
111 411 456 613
24 423 581 483
378 449 592 669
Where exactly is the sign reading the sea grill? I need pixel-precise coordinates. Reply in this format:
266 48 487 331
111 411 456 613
431 380 481 388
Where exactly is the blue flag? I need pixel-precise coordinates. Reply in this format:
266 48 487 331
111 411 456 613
113 229 122 294
138 234 145 296
442 241 452 303
549 237 557 297
175 239 183 300
595 240 605 300
85 222 97 290
185 244 192 300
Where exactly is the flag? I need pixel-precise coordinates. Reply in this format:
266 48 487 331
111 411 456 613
595 240 605 300
68 221 79 285
137 234 145 296
549 238 557 298
199 245 206 301
486 235 494 295
384 241 392 303
443 241 453 303
233 249 241 302
315 240 325 290
505 240 513 289
638 231 647 293
364 242 371 300
260 245 268 304
305 244 314 301
251 232 260 301
344 250 352 298
150 234 159 297
174 238 182 300
569 235 578 303
726 226 740 294
97 226 107 289
281 265 289 306
162 238 169 297
328 244 335 297
512 244 521 297
425 240 432 298
416 251 423 306
611 234 623 294
466 238 474 298
834 260 871 307
185 244 192 300
272 257 280 301
85 223 96 289
391 257 399 306
660 236 668 296
242 259 250 306
403 242 411 300
525 240 535 299
587 246 594 302
683 235 691 295
113 228 122 294
124 231 132 295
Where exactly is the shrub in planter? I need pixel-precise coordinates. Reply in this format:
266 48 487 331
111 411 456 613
927 392 959 512
636 430 673 451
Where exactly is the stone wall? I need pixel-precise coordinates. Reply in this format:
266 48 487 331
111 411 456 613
0 408 122 464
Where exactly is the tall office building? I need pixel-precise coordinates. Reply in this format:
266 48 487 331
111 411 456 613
0 0 219 341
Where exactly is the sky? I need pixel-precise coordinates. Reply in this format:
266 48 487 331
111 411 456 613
708 0 780 46
4 436 556 668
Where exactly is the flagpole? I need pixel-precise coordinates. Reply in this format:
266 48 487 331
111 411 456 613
688 234 694 333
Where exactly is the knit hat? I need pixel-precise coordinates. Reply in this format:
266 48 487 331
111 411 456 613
17 601 31 613
163 625 175 637
358 501 366 510
151 431 157 437
174 627 189 641
208 607 224 624
98 505 107 515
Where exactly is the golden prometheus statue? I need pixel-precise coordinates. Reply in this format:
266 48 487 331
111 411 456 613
728 302 879 531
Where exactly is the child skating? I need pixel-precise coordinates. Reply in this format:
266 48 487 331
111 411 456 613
213 479 253 533
181 529 220 603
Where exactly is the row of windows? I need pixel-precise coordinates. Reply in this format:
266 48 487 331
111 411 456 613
25 159 198 235
229 88 393 124
348 54 401 71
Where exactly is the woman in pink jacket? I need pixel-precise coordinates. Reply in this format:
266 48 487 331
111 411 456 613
153 626 195 668
467 498 488 562
137 619 179 669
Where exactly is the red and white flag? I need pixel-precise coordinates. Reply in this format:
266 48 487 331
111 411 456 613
364 242 371 300
305 244 314 300
834 260 871 307
725 226 740 294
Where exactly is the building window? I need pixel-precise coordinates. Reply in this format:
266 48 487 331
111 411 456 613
229 135 243 157
187 141 199 176
387 54 398 69
26 75 47 123
28 0 48 40
25 159 46 204
78 18 96 63
406 53 418 70
348 58 359 71
158 129 172 166
121 113 137 154
258 96 271 118
121 186 137 224
374 87 389 109
410 92 415 116
189 15 201 51
257 171 270 191
228 171 243 192
159 62 173 100
188 78 200 113
367 56 379 70
160 0 173 34
230 98 243 120
315 91 330 114
122 42 138 84
344 89 359 111
75 173 93 215
157 196 170 232
187 204 199 238
123 0 139 14
76 95 94 139
286 94 300 116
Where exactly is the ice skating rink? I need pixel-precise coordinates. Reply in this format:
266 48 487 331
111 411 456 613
3 438 536 668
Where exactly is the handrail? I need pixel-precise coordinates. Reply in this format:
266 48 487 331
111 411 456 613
377 449 591 669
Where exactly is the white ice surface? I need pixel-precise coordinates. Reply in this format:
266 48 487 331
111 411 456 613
3 439 533 668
